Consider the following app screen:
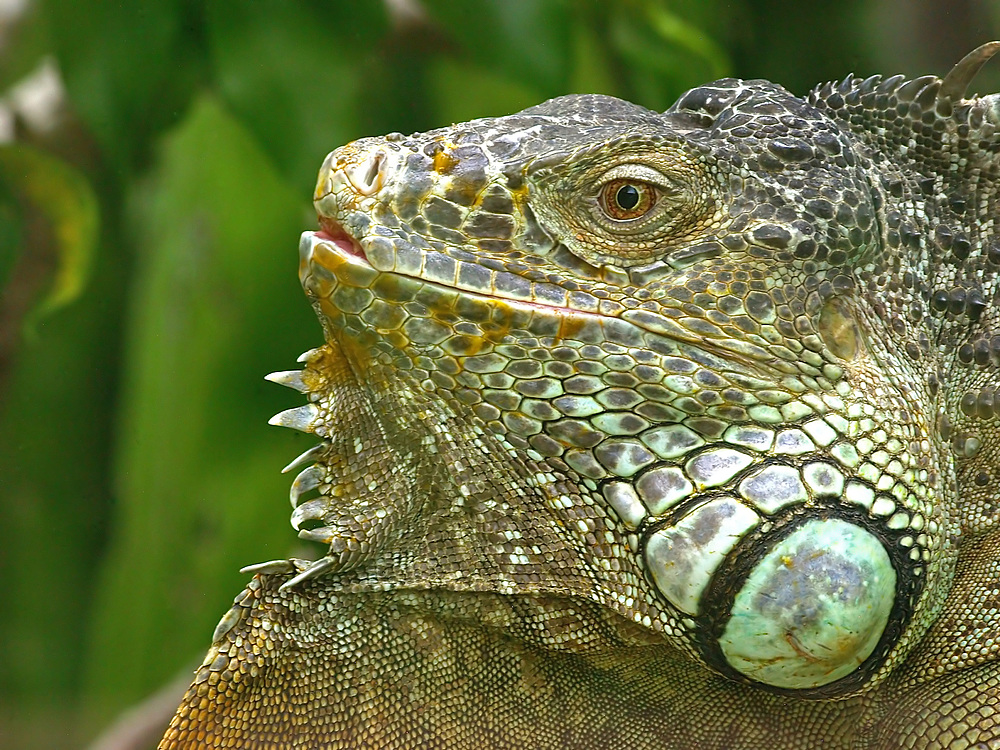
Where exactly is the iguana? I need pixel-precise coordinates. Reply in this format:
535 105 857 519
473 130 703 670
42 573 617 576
158 45 1000 748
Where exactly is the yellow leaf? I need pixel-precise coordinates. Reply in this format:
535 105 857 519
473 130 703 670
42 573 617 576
0 143 99 323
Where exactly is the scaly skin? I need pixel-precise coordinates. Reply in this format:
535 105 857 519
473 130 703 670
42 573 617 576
160 46 1000 748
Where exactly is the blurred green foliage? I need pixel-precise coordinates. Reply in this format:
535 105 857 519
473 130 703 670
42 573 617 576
0 1 994 747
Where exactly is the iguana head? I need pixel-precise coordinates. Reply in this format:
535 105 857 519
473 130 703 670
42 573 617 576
270 44 1000 698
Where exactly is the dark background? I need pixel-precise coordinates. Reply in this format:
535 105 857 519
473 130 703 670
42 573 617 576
1 1 997 748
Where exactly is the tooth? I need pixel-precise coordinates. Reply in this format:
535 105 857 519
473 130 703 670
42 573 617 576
240 559 295 576
291 497 328 530
268 403 319 432
297 347 323 363
265 370 309 393
278 557 337 591
290 465 324 507
281 443 327 474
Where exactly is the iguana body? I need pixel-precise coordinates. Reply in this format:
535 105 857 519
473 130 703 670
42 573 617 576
160 46 1000 748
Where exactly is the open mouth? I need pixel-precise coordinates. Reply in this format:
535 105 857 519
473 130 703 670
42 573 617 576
316 217 368 261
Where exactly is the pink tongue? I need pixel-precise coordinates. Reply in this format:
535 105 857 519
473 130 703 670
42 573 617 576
316 220 364 259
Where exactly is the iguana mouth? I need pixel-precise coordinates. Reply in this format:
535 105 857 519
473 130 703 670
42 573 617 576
307 219 605 320
316 218 365 261
305 222 792 375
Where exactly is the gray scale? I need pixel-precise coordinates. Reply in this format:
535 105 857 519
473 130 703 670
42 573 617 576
684 448 754 490
737 464 809 514
641 424 706 459
773 429 817 455
593 439 657 477
802 461 846 497
723 425 776 452
645 497 760 616
635 466 695 515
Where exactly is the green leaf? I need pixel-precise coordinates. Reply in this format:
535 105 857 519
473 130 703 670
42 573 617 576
427 57 545 124
610 1 731 110
0 183 21 291
0 3 51 93
82 93 317 716
568 13 622 97
205 0 388 190
43 0 205 169
0 160 120 735
643 1 729 81
423 0 572 97
0 230 123 722
0 143 98 323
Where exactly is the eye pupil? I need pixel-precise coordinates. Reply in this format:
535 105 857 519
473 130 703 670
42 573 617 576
616 184 640 210
600 178 656 221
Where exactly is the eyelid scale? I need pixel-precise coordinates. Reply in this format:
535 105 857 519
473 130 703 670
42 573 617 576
599 162 676 191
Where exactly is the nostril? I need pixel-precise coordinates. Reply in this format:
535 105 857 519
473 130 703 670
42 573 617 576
346 151 385 196
363 152 384 190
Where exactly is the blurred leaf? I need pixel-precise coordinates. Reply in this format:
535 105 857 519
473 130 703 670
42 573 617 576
43 0 204 170
731 0 869 94
0 182 20 290
568 13 621 97
206 0 388 190
0 229 122 743
0 2 51 93
610 1 730 110
0 167 123 750
423 0 572 97
428 57 544 124
0 143 98 323
82 93 316 715
643 1 729 81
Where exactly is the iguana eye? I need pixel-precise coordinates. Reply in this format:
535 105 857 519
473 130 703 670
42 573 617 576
600 179 657 220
